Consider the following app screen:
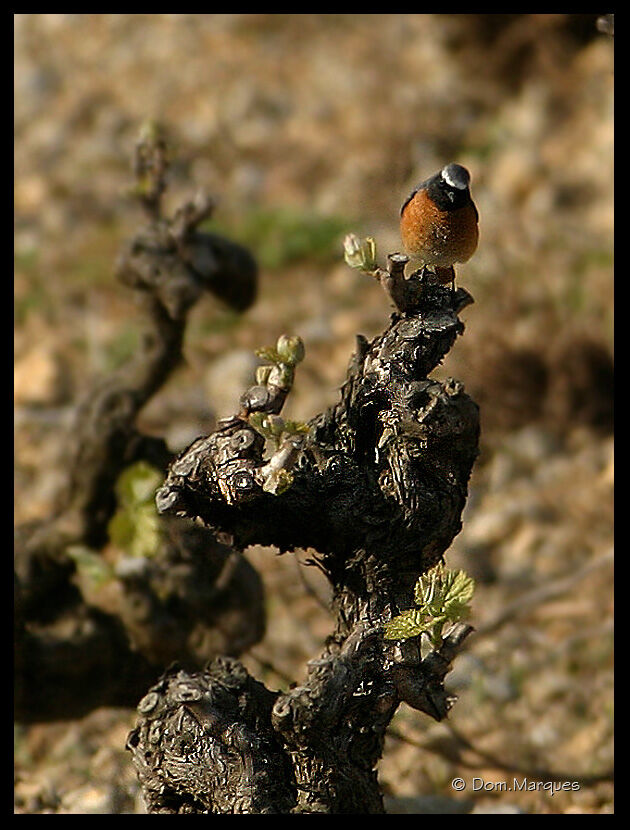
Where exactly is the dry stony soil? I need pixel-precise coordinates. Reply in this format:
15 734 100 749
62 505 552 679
14 14 613 814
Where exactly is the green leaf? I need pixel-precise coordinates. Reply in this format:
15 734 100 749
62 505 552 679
414 566 440 606
343 234 378 273
439 569 475 620
108 462 163 559
248 412 266 431
255 347 281 363
283 420 310 435
107 510 136 549
414 564 475 621
66 545 115 588
114 460 163 507
388 563 475 642
384 608 432 640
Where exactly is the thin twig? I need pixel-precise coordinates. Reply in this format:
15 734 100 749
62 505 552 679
472 549 613 640
295 557 333 614
387 724 614 786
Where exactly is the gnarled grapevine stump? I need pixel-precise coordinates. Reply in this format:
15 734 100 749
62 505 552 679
129 269 480 813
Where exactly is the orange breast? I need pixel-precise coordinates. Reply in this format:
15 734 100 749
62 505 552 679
400 189 478 267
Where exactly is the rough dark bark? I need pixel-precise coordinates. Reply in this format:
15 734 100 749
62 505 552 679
14 134 264 722
128 264 480 813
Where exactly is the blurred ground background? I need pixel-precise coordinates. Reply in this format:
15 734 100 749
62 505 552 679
14 13 613 814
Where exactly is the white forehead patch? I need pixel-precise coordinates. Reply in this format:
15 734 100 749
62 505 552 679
441 164 470 190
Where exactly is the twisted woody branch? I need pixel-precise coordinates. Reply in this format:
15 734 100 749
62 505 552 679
127 249 480 813
14 126 263 721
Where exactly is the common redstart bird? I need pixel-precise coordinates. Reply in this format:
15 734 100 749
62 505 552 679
400 163 479 285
